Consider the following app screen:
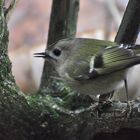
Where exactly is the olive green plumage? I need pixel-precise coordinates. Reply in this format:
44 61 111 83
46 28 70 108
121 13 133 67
35 38 140 96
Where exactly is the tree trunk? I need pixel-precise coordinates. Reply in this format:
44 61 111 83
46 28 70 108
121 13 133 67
39 0 79 94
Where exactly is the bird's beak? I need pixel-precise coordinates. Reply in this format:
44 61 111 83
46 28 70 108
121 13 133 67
34 52 56 61
34 52 48 58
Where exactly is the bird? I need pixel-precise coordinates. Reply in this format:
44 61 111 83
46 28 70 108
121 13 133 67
34 38 140 102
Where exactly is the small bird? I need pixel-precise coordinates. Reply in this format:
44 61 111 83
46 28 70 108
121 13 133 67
34 38 140 101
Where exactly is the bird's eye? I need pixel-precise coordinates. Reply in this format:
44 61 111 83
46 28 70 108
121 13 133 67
53 49 61 56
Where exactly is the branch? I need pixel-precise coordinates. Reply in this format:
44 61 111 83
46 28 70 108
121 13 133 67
4 0 19 20
105 0 121 28
115 0 140 44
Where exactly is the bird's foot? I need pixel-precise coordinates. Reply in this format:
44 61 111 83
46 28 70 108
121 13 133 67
123 101 132 119
90 100 112 118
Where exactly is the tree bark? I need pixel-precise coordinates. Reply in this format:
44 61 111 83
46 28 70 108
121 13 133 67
115 0 140 44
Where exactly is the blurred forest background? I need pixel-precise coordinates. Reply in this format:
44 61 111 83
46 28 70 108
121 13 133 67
5 0 140 98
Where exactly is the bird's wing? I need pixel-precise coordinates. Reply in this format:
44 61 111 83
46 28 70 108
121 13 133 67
65 39 117 80
91 46 140 76
67 46 140 81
